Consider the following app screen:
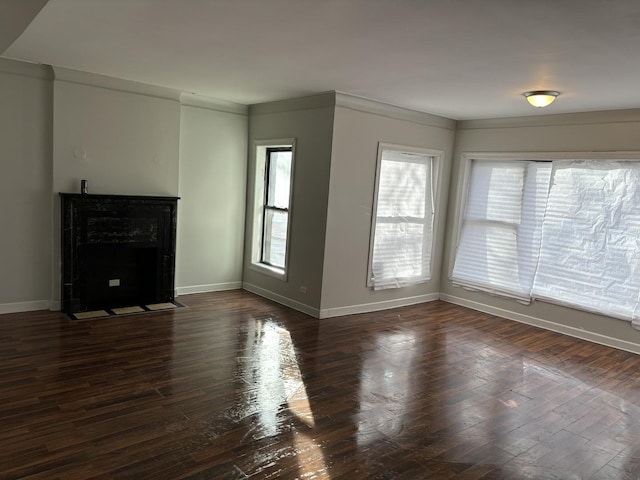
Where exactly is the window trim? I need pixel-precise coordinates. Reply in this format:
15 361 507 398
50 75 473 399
366 142 443 289
249 138 296 280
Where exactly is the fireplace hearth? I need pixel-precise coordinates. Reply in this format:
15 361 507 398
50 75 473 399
60 193 179 316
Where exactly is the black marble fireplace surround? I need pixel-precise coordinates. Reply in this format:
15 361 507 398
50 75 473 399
60 193 179 315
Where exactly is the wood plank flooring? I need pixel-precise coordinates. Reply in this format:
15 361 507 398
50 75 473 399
2 290 640 479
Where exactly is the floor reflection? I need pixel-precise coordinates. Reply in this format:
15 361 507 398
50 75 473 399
226 306 640 479
357 328 417 446
237 317 328 478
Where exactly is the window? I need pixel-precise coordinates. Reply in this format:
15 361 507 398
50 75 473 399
451 155 640 326
451 160 551 301
261 147 292 269
367 144 441 290
250 140 294 279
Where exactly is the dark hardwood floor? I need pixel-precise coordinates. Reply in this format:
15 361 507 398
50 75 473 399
2 290 640 479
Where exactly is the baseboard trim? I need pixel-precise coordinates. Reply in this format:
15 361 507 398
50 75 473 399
176 282 242 296
242 283 320 318
319 293 440 319
0 300 51 315
440 293 640 356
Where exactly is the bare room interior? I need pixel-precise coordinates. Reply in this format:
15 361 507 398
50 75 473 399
3 1 640 479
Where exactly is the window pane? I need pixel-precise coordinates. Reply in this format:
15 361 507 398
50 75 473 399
377 154 427 219
465 162 524 223
372 222 431 287
454 222 521 295
267 151 292 209
262 209 288 269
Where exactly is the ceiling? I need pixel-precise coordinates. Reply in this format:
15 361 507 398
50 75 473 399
3 0 640 120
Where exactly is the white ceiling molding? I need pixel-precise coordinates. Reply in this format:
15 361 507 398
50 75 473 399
180 93 248 115
249 92 336 116
249 90 457 131
458 108 640 131
52 66 181 102
335 92 456 131
0 56 52 80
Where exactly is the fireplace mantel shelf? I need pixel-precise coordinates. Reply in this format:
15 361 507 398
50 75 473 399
60 193 181 201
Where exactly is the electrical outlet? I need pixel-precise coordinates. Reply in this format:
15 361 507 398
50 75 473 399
299 285 307 294
109 279 120 287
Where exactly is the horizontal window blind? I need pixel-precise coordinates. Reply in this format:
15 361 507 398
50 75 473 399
451 161 551 301
531 160 640 323
370 149 433 290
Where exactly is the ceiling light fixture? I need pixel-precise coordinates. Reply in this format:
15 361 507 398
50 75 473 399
524 90 559 108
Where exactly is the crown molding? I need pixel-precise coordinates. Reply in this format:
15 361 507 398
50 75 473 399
249 92 336 115
249 90 456 130
52 66 181 101
0 57 53 80
335 91 456 130
179 92 248 115
458 108 640 130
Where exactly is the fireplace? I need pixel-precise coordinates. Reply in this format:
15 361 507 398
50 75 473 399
60 193 179 315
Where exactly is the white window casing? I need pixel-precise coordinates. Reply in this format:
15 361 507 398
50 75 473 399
249 139 295 281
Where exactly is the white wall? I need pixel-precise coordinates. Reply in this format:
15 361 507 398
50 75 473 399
320 95 456 317
177 100 248 294
442 109 640 354
52 68 181 197
0 59 53 313
243 94 335 316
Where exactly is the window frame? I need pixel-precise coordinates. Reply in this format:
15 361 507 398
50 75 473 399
366 142 443 289
249 139 296 280
260 147 293 269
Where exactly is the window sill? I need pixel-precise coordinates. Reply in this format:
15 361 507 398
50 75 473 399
249 262 287 281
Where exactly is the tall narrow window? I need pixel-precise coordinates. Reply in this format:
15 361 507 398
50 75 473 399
367 144 440 290
261 147 292 269
250 140 295 279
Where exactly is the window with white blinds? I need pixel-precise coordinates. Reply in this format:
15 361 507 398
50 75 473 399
368 145 439 290
451 157 640 326
451 161 551 301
